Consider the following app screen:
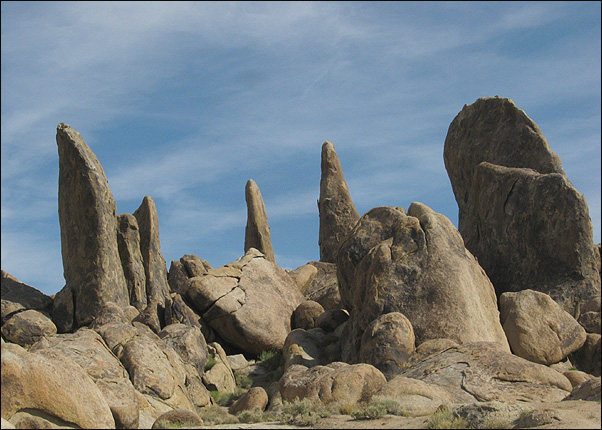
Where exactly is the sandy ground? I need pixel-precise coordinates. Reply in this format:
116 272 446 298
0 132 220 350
203 400 601 429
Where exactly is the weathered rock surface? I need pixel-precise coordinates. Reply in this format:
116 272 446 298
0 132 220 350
337 204 509 362
279 362 386 405
452 401 528 429
168 259 189 295
1 341 115 428
443 98 600 315
0 299 24 326
186 249 303 354
1 270 52 312
375 375 452 417
401 342 572 402
564 377 601 401
358 312 415 379
116 213 147 310
229 387 269 414
414 338 459 359
56 123 129 327
282 328 340 369
291 300 324 330
203 342 237 393
244 179 275 263
287 263 318 294
1 309 57 348
134 196 171 307
30 328 139 429
133 298 164 334
563 370 594 388
151 409 203 429
318 141 360 263
51 283 74 333
578 311 601 334
180 254 212 278
164 293 213 341
158 323 208 375
570 333 601 377
304 261 342 310
500 289 586 365
316 309 349 332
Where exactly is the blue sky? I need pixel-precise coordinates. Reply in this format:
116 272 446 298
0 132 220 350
2 2 600 296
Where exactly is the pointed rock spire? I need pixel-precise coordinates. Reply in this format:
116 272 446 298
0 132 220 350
133 196 170 306
318 141 359 263
56 123 129 327
244 179 276 263
116 213 147 311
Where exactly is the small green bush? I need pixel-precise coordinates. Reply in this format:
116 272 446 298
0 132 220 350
281 398 331 426
235 373 253 388
427 405 468 429
237 408 266 423
209 390 239 407
370 396 409 416
204 354 217 371
351 403 387 420
258 349 282 370
198 405 239 425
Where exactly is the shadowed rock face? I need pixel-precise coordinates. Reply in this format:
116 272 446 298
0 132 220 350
244 179 275 263
134 196 170 307
443 98 600 315
337 203 510 362
318 141 359 263
57 123 129 327
117 214 147 311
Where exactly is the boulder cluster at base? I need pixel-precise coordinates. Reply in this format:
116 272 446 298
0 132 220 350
1 96 600 429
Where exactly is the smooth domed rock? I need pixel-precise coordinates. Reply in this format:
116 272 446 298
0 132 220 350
229 387 268 414
287 263 318 294
316 309 349 332
443 98 600 315
279 362 386 405
401 342 572 402
500 289 586 365
337 204 509 362
187 249 303 355
56 123 129 327
291 300 324 330
1 270 52 312
30 328 139 429
1 300 25 326
305 261 342 310
151 409 203 429
244 179 276 263
375 375 452 417
116 213 147 311
134 196 171 307
1 341 115 428
359 312 415 379
1 309 56 348
202 342 236 393
318 141 360 263
563 370 594 388
180 254 212 278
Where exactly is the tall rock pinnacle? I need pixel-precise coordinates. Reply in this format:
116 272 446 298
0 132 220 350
244 179 276 263
56 123 129 327
318 141 359 263
133 196 171 306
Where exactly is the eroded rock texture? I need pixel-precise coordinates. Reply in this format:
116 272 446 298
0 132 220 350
443 97 600 314
117 213 147 311
318 141 360 263
337 203 509 363
57 123 129 327
244 179 275 263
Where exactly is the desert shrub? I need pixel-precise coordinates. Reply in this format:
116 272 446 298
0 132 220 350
198 405 238 425
204 354 217 371
482 418 513 429
234 373 253 388
351 403 387 420
427 405 468 429
258 349 282 370
281 398 331 426
209 390 240 407
331 401 357 415
370 396 408 416
237 408 266 423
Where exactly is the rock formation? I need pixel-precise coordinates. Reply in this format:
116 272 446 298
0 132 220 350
57 123 129 327
186 248 303 354
133 196 171 307
116 214 147 311
500 289 586 365
244 179 276 263
318 141 360 263
337 203 509 363
443 97 600 314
